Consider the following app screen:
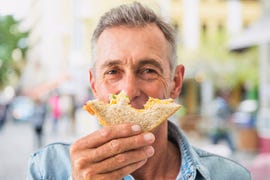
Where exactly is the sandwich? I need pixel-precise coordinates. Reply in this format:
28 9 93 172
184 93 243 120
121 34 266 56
83 92 181 132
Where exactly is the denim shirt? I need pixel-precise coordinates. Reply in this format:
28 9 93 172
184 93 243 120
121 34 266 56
27 122 250 180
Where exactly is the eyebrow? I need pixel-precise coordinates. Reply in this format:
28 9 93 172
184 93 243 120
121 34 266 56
100 60 123 70
137 59 163 74
100 59 164 73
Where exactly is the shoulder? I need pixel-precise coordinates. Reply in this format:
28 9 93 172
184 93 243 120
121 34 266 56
193 147 251 180
27 143 72 180
31 142 71 158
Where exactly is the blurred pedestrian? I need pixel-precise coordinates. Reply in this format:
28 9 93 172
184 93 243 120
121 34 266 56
31 98 47 149
49 91 61 135
210 89 236 153
0 101 9 130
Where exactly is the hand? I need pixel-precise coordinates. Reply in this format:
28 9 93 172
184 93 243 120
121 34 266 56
70 124 155 180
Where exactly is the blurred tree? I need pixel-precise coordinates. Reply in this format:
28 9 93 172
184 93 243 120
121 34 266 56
179 26 259 89
201 30 258 89
0 15 29 90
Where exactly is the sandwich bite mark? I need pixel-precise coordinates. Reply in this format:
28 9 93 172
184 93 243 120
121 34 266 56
83 92 181 132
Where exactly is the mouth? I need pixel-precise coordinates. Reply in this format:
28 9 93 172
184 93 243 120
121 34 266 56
129 97 148 109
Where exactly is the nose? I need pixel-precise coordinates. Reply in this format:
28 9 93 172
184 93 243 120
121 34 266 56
120 73 140 100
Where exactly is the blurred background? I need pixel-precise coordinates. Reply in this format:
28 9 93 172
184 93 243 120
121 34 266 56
0 0 270 179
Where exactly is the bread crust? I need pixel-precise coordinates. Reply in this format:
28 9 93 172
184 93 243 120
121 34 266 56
83 93 181 132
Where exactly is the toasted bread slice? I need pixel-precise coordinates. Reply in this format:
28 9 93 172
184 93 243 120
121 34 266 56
83 92 181 132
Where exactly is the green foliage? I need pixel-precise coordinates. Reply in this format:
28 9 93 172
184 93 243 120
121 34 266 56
179 28 259 89
0 15 29 89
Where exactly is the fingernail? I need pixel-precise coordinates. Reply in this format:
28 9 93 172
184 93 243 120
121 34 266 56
144 133 155 142
145 146 155 156
131 125 141 132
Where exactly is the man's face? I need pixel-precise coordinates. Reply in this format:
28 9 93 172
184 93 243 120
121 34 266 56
90 24 181 109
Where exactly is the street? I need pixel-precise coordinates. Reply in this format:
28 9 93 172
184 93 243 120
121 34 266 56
0 119 78 180
0 109 99 180
0 121 33 180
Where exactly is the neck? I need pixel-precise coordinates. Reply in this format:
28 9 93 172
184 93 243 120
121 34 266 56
132 122 181 180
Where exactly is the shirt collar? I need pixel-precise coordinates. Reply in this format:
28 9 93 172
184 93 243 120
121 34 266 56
168 121 210 180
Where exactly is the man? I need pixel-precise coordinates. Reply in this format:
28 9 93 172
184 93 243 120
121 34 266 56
31 98 47 149
27 2 250 180
210 90 236 153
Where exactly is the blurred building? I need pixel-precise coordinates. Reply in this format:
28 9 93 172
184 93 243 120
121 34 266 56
170 0 260 116
171 0 260 49
21 0 86 100
20 0 261 104
21 0 165 100
229 0 270 153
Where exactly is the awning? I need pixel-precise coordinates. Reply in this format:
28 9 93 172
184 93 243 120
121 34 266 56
228 13 270 50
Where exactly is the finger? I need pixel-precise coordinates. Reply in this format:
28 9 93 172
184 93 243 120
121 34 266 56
71 124 142 152
71 132 155 170
87 159 148 180
93 146 154 173
92 132 155 162
105 159 148 179
69 124 145 171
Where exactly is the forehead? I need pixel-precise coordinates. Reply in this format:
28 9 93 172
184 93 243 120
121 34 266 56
93 24 171 70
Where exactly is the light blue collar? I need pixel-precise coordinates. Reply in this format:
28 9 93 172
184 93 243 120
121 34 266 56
168 121 210 180
123 121 210 180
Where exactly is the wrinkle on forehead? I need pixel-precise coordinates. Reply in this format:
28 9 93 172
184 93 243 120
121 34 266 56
95 25 170 60
93 25 172 79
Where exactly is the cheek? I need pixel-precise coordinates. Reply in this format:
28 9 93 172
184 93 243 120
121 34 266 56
93 75 172 100
158 78 171 98
141 78 171 99
94 80 120 102
93 80 110 101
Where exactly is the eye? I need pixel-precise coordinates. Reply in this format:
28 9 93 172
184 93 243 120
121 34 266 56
144 69 156 74
107 69 118 75
104 68 122 82
139 68 159 80
105 68 119 76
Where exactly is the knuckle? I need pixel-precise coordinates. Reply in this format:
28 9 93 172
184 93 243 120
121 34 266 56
109 140 121 152
82 167 95 179
121 124 131 134
115 154 127 163
91 148 105 163
91 149 99 160
69 142 78 154
134 135 140 145
87 166 96 176
73 157 86 170
98 128 111 138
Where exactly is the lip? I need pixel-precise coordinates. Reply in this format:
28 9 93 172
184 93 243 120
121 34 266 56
130 103 144 109
129 97 148 109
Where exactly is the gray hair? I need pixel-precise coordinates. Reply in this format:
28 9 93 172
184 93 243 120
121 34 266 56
91 1 177 72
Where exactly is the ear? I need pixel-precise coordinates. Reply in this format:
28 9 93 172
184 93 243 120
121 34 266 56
89 69 98 98
170 65 185 99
